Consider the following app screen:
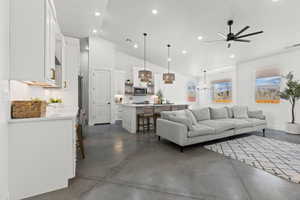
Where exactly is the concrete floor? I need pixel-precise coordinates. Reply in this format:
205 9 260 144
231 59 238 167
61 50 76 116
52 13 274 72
26 125 300 200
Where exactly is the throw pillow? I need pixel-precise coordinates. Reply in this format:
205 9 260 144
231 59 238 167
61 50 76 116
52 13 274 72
225 106 234 118
191 107 211 121
160 111 173 121
248 110 265 120
185 109 198 125
167 115 193 130
172 110 187 118
210 107 228 120
233 106 249 119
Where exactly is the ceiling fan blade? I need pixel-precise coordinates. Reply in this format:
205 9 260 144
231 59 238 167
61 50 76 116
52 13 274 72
234 39 251 43
235 26 250 37
204 39 225 43
236 31 264 39
217 32 227 39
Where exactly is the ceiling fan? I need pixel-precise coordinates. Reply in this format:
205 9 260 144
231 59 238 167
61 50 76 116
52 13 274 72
206 20 264 48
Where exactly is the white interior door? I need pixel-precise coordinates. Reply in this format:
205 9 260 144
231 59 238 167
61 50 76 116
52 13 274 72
92 70 111 124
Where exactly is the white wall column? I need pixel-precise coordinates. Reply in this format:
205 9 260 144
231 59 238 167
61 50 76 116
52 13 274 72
0 0 10 199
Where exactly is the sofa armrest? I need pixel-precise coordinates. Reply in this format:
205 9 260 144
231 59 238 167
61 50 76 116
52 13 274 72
248 110 266 120
156 119 188 146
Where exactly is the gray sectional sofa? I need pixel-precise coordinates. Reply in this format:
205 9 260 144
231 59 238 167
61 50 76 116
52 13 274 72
157 106 267 152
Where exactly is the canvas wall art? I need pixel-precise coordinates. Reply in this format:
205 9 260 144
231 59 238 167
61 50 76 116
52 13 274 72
212 80 232 103
255 68 281 104
186 80 197 102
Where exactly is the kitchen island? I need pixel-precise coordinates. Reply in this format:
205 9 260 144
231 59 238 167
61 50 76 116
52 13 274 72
121 104 188 133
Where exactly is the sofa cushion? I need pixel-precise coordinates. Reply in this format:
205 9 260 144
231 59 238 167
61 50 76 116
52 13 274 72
210 107 228 119
191 107 210 121
198 120 235 134
185 109 198 125
245 118 267 127
167 115 193 130
188 124 215 138
233 106 249 119
161 110 194 130
161 110 186 120
248 110 266 120
217 119 252 129
225 107 234 118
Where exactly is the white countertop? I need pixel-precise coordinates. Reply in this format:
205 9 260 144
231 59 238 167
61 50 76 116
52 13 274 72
9 106 78 124
121 103 188 107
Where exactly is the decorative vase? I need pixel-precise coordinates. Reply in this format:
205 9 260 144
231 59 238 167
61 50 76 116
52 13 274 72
286 122 300 135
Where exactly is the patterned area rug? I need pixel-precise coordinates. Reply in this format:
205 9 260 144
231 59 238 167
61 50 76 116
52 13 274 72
204 135 300 184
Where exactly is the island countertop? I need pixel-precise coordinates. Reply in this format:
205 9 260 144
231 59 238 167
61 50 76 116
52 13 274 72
121 103 189 107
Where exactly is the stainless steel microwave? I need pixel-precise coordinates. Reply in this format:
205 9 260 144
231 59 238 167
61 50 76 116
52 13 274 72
133 87 147 96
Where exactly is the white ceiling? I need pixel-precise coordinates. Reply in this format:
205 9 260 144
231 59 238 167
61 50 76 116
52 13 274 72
54 0 300 76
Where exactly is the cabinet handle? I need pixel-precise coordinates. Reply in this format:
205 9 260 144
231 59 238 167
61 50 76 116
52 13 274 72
50 68 56 80
64 81 67 88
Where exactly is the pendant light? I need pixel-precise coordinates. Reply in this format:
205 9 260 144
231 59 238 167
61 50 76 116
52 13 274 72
163 44 175 84
138 33 152 82
199 69 209 91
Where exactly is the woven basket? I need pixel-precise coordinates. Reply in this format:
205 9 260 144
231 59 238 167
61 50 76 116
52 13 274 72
11 100 47 119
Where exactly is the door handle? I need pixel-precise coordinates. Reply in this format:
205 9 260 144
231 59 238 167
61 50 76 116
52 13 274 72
107 102 111 105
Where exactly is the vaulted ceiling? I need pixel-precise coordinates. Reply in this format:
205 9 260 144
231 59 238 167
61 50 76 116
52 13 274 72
54 0 300 76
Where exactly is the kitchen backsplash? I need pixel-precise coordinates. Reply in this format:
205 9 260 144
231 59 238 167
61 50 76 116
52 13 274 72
10 81 74 106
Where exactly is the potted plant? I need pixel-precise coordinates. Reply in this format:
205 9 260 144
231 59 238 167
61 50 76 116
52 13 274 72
48 98 63 109
280 72 300 134
156 90 164 104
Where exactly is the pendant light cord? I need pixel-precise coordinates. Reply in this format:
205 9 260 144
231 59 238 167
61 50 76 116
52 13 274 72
167 44 171 73
143 33 147 70
204 69 207 84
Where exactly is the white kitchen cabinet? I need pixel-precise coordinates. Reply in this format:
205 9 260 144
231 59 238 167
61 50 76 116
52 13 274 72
10 0 59 85
114 104 123 121
64 37 80 90
8 116 76 200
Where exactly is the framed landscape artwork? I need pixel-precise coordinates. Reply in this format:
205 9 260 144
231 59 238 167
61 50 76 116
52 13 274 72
186 80 197 102
212 79 232 103
255 68 281 104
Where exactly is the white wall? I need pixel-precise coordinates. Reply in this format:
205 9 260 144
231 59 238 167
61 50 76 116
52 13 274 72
88 36 197 124
198 67 237 107
80 38 89 122
115 51 196 104
0 0 9 198
237 49 300 131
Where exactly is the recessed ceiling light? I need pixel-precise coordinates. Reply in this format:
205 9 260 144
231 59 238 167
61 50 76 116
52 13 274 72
92 29 98 34
94 11 101 16
152 9 158 15
133 43 138 48
197 36 203 40
182 50 187 54
167 58 172 62
272 0 279 2
230 54 235 59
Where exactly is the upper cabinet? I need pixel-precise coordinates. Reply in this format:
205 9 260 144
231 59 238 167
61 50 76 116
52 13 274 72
10 0 63 87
